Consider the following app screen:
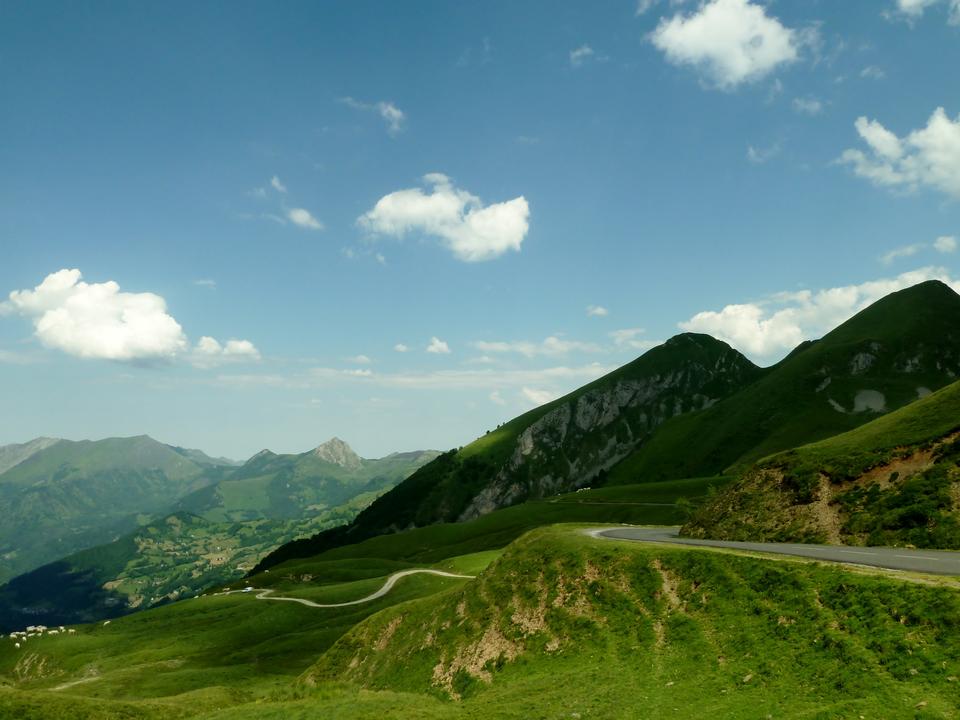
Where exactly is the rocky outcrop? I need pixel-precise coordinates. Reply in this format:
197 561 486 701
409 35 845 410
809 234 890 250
313 438 362 470
458 336 757 520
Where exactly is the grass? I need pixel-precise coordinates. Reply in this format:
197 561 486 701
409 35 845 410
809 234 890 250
3 526 960 718
255 476 723 573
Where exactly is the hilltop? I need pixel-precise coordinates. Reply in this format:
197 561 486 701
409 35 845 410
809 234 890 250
257 280 960 572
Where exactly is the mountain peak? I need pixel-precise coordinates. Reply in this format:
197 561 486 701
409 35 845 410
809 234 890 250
313 437 362 469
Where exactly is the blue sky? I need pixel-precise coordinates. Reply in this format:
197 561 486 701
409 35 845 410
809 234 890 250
1 0 959 460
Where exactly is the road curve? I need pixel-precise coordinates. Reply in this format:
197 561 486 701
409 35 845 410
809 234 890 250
588 526 960 577
220 569 475 608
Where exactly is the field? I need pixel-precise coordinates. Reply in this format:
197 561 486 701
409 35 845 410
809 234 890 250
4 526 959 719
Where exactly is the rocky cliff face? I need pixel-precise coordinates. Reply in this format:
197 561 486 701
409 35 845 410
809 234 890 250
458 335 759 519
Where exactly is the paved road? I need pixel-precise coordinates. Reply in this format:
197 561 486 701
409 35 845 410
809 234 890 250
589 526 960 576
219 568 475 608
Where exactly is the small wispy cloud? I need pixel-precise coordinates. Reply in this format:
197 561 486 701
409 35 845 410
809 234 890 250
427 337 451 354
194 279 217 288
339 97 407 136
860 65 886 80
792 96 824 116
394 343 409 353
586 305 609 317
270 175 287 193
747 142 781 164
287 208 324 230
569 44 595 67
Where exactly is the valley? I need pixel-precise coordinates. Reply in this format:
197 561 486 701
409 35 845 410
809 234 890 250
2 281 960 718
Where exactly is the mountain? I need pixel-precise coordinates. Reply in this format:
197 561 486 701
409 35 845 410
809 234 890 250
683 377 960 547
253 334 761 570
255 280 960 573
175 439 441 523
605 280 960 483
0 435 229 582
0 437 61 476
0 439 439 630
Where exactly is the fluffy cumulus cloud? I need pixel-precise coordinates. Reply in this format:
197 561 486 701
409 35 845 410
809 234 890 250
287 207 324 230
394 343 409 353
340 97 406 136
2 269 188 361
680 267 960 362
358 173 529 262
473 336 601 358
838 108 960 200
426 336 451 354
2 269 258 366
650 0 811 90
192 337 261 368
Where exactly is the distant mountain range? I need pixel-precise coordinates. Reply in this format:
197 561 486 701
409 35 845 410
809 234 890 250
255 280 960 571
0 436 438 630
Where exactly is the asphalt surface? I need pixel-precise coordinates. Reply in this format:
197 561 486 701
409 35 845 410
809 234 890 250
218 569 475 608
590 526 960 576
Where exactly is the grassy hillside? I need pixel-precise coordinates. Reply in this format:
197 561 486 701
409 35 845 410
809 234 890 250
684 378 960 547
259 335 758 563
4 526 958 718
0 437 61 476
0 436 230 582
252 476 729 573
607 280 960 483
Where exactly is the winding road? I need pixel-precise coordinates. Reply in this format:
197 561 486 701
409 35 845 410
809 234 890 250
220 568 475 608
589 526 960 576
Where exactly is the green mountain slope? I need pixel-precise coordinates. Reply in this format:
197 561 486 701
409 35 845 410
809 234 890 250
0 439 439 630
0 437 61 476
175 438 441 523
0 436 229 582
683 377 960 547
254 334 759 567
607 279 960 483
3 526 959 719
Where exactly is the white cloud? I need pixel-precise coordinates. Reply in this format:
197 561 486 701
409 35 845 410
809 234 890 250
194 279 217 288
609 327 661 352
489 390 506 406
521 387 558 407
650 0 811 90
680 267 960 362
636 0 658 13
880 243 924 265
358 173 529 262
570 44 595 67
838 107 960 200
747 142 781 164
348 354 372 364
394 343 409 353
892 0 960 24
860 65 886 80
473 336 601 358
287 207 324 230
340 97 407 136
192 337 261 368
270 176 287 193
935 235 958 253
586 305 609 317
248 187 268 199
427 336 451 354
2 269 188 362
792 96 823 116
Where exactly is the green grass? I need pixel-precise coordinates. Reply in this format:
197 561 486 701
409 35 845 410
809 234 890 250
4 526 960 718
257 476 720 574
